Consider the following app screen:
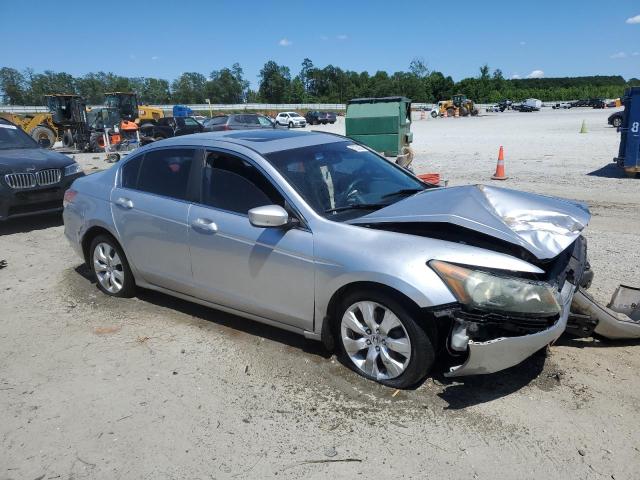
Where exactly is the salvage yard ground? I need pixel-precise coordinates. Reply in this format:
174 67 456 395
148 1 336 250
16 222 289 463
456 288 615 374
1 107 639 479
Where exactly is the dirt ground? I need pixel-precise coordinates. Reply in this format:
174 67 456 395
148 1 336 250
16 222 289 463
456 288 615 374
1 107 639 480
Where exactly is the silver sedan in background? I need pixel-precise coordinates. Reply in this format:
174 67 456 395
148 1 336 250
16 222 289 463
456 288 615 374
64 129 595 388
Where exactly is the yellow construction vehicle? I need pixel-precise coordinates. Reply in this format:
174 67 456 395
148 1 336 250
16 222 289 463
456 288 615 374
0 111 58 145
438 94 479 117
104 92 164 125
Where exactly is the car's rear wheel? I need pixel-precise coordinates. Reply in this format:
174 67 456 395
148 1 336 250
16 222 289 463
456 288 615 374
90 235 136 298
613 117 622 128
337 291 434 388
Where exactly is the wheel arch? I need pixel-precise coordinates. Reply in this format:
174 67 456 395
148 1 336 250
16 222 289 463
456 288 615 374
320 281 439 352
81 225 120 265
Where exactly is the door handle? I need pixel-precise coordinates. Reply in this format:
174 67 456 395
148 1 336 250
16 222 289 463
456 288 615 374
115 197 134 209
192 217 218 233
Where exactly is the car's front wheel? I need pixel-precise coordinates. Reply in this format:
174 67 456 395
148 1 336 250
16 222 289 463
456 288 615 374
613 117 622 128
90 234 136 297
337 291 434 388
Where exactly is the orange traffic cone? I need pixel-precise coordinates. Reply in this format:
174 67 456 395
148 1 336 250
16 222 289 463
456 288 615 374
491 146 508 180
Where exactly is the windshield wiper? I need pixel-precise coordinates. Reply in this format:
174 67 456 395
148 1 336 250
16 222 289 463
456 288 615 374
381 188 424 199
325 203 387 214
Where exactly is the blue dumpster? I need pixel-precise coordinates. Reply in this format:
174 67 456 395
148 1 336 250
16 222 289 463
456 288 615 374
173 105 194 118
615 86 640 177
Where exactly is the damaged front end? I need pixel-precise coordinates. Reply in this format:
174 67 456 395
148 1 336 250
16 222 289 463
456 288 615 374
352 184 640 376
431 236 591 377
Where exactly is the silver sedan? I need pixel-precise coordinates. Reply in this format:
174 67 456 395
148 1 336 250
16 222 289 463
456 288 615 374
64 129 595 388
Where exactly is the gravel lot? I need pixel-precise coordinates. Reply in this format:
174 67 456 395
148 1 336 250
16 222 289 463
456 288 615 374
2 107 639 480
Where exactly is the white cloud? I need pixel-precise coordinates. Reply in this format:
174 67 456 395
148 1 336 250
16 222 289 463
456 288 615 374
632 52 639 56
527 70 545 79
151 56 159 61
320 35 328 41
625 14 640 24
519 41 526 46
610 51 627 59
337 34 348 40
511 73 521 79
278 38 292 47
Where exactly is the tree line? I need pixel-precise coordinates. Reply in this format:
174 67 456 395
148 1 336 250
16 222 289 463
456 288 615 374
1 59 638 106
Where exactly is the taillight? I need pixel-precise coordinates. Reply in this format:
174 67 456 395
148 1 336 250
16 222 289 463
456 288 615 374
63 189 77 207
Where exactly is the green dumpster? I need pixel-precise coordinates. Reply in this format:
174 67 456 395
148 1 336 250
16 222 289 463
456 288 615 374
345 96 413 156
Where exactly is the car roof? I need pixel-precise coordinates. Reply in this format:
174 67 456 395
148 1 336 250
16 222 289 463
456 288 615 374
144 129 347 154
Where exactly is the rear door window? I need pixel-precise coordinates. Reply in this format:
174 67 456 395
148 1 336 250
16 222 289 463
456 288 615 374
201 151 283 214
121 154 143 188
244 115 260 126
135 148 196 200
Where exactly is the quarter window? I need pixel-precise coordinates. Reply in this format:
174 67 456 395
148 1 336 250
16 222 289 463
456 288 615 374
135 148 195 200
201 151 283 214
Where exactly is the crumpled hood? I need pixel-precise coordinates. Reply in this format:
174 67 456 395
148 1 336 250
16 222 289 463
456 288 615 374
350 185 591 260
0 148 74 174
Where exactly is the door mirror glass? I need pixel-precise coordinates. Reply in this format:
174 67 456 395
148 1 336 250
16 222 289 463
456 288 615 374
248 205 289 228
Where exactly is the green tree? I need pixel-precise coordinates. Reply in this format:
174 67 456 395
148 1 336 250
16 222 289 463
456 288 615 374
171 72 207 103
258 61 290 103
0 67 27 104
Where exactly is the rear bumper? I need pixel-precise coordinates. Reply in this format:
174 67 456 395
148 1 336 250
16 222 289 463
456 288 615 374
445 281 574 377
0 172 84 221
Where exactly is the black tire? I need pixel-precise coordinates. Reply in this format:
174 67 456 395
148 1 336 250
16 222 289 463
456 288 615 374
336 289 435 388
460 106 469 116
288 121 293 128
30 125 56 146
612 117 622 128
62 130 74 148
89 234 136 298
431 110 438 118
446 107 455 117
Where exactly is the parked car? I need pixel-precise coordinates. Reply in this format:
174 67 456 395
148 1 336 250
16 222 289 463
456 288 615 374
203 114 275 131
0 118 84 221
65 129 599 388
552 102 572 109
139 116 204 140
275 112 306 128
486 105 501 113
571 98 605 108
608 111 624 128
305 111 337 125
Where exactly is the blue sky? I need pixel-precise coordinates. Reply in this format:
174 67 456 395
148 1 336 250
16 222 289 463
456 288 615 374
1 0 639 87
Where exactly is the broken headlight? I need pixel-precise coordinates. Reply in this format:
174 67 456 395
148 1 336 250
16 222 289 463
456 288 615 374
430 260 560 316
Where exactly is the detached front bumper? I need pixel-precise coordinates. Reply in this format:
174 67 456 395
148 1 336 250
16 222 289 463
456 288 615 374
445 281 575 377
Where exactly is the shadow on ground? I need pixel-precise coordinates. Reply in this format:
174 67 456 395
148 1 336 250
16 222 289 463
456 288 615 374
0 212 62 235
587 163 628 178
433 351 548 410
73 264 330 359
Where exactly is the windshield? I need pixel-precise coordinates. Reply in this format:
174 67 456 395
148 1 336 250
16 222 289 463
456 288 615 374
0 123 37 150
265 141 426 221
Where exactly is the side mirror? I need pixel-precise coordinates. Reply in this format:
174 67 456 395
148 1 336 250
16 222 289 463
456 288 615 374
248 205 290 228
38 138 51 148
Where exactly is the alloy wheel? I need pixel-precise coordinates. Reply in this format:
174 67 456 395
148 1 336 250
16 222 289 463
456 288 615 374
93 242 125 294
340 301 412 380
